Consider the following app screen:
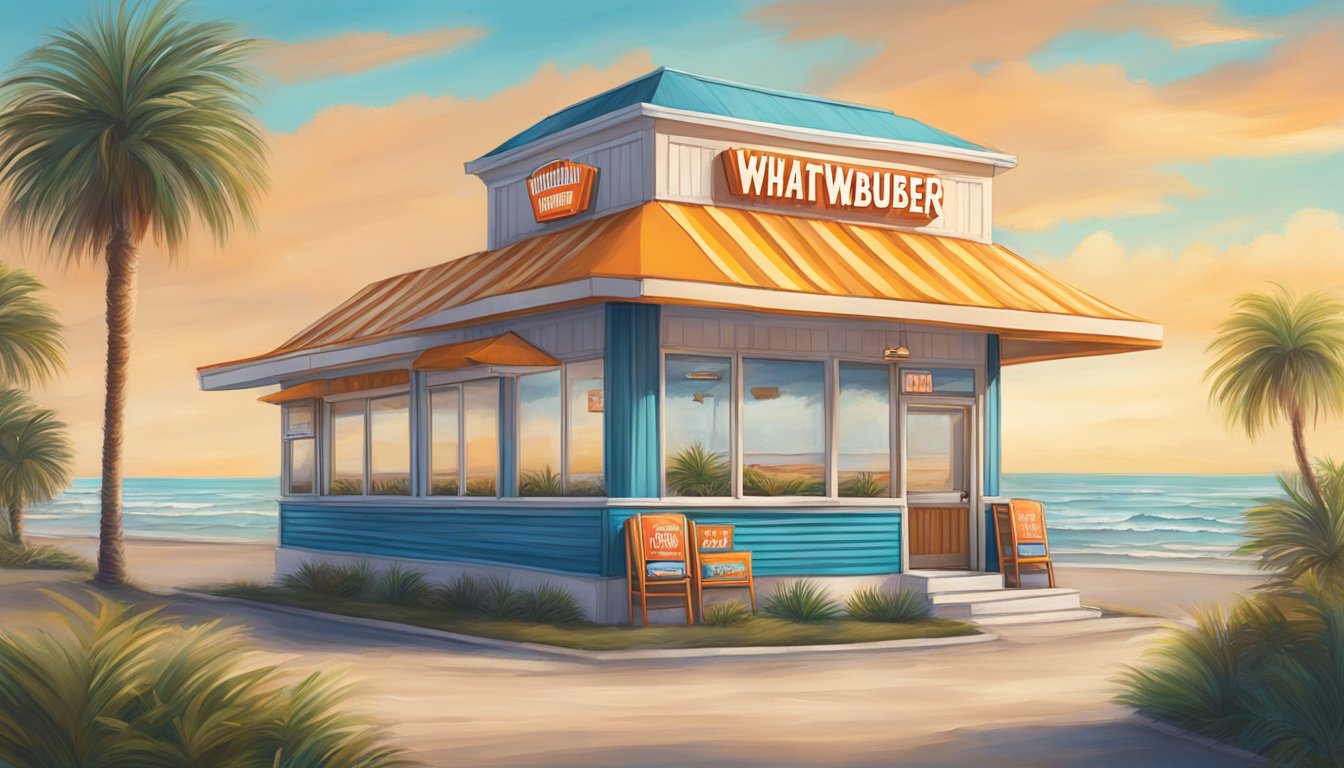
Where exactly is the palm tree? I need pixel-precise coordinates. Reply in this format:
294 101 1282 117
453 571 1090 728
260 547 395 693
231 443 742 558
1205 284 1344 509
0 1 268 583
0 265 63 388
1240 459 1344 592
0 389 72 544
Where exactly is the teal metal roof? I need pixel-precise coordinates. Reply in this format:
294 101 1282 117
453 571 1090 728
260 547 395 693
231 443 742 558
478 68 992 159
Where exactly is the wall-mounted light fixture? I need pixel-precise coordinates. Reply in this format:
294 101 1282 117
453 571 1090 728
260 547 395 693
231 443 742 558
884 321 912 360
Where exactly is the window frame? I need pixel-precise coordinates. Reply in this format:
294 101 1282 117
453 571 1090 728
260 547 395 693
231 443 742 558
321 384 412 498
425 377 503 499
281 401 318 497
512 358 606 499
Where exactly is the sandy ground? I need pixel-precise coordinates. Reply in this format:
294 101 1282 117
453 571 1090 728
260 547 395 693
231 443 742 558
7 536 1264 767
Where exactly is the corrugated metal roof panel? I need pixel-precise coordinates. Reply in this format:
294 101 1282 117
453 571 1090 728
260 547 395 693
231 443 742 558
480 68 991 159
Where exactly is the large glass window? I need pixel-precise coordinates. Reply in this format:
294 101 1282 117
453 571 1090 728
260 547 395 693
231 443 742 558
742 358 826 496
838 363 892 497
518 370 563 496
429 387 460 495
463 379 500 496
906 406 968 494
664 355 732 496
283 402 316 495
369 395 410 495
328 400 365 495
567 359 605 496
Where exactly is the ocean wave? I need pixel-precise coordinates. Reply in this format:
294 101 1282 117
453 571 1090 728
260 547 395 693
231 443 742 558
1052 524 1239 535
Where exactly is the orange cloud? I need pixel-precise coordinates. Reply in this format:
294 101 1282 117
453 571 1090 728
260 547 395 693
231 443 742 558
260 27 486 82
16 53 656 477
756 2 1337 231
1004 208 1344 473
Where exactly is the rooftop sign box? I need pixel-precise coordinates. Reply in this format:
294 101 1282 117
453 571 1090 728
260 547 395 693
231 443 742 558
721 147 943 223
526 159 598 223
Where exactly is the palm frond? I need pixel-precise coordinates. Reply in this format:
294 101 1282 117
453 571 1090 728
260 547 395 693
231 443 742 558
1240 460 1344 591
0 266 63 387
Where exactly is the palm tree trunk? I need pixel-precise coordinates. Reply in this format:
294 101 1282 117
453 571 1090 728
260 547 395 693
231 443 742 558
96 229 137 585
7 500 21 545
1290 408 1325 509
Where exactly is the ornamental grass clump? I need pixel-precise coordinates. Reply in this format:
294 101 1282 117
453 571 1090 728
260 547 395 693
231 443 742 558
431 573 493 614
0 540 89 571
763 579 843 623
0 592 409 768
703 600 753 626
281 560 375 599
845 586 931 623
370 563 431 606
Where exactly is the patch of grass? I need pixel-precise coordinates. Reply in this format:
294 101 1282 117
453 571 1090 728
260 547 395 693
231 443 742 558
518 466 563 496
370 563 430 606
0 591 408 767
665 443 730 496
431 573 493 613
840 472 887 497
207 583 977 651
498 583 585 625
370 477 411 496
742 466 825 497
0 541 90 571
763 579 844 622
280 560 374 599
465 478 496 496
703 600 753 626
845 586 931 622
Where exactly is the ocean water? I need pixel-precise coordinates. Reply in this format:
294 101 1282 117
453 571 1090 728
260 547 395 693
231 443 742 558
23 474 1280 573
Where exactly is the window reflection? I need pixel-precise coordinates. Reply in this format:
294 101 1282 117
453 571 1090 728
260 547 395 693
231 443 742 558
369 395 409 495
287 438 314 495
429 387 460 495
742 358 825 496
329 400 365 495
567 359 605 496
664 355 732 496
906 408 967 493
518 370 562 496
839 363 891 497
463 380 499 496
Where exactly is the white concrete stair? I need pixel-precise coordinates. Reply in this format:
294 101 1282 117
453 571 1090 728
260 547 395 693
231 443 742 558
904 570 1102 626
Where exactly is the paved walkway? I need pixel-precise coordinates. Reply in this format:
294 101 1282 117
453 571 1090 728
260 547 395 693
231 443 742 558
0 570 1254 767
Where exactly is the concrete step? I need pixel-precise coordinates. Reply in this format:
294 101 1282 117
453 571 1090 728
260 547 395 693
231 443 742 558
930 587 1082 618
904 570 1005 594
971 607 1103 626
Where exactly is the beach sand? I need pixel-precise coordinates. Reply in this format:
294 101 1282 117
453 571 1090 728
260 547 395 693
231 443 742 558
4 536 1264 767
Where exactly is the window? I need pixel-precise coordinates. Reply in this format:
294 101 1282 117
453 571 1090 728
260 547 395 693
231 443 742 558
282 402 316 495
516 360 605 496
328 400 365 495
430 379 501 497
567 359 605 495
664 355 732 496
369 395 410 495
906 406 968 494
742 358 825 496
518 370 562 496
429 387 460 495
838 363 892 497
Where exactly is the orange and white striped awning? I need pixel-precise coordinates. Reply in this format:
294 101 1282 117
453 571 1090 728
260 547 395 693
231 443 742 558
202 201 1160 383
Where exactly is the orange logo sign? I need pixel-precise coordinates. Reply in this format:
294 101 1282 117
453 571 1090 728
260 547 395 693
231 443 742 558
722 147 943 222
696 524 734 552
1012 505 1047 544
526 159 598 223
640 515 686 561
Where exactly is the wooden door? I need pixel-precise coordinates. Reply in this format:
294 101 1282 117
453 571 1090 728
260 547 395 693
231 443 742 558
909 506 970 569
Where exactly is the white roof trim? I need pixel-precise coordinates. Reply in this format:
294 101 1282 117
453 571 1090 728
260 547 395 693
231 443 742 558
200 277 1159 391
465 103 1016 177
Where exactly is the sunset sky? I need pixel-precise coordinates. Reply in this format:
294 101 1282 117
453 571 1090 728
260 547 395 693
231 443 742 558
1 0 1341 478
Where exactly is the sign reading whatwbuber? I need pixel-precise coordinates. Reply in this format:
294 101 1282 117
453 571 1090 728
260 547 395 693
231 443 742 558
721 148 943 222
526 159 598 223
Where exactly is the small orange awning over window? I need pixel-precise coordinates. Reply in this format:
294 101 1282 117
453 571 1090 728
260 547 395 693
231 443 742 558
258 370 410 404
412 332 559 371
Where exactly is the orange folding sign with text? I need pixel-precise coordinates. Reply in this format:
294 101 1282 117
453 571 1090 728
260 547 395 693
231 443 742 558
640 515 687 562
1012 502 1047 544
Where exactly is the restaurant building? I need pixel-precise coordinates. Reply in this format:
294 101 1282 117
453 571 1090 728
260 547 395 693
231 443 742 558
199 69 1161 622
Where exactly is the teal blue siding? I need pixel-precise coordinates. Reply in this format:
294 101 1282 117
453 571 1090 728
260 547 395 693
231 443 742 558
604 303 661 497
280 504 902 578
985 335 1002 571
280 504 603 574
602 509 902 577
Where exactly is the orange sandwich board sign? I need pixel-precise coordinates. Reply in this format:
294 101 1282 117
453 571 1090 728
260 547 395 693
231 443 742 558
640 514 687 562
696 524 734 553
526 159 598 223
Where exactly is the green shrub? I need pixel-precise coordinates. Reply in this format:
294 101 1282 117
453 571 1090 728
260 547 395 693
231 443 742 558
703 600 753 626
0 541 90 571
845 586 931 622
665 443 730 496
370 564 430 606
742 466 825 497
505 584 586 625
1241 462 1344 591
327 478 364 495
431 573 493 613
465 478 496 496
763 579 843 623
281 561 374 599
0 592 409 767
519 466 563 496
430 479 459 496
370 477 411 496
840 472 886 498
566 477 606 497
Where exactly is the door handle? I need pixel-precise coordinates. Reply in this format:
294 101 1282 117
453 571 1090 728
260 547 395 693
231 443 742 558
959 491 969 502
